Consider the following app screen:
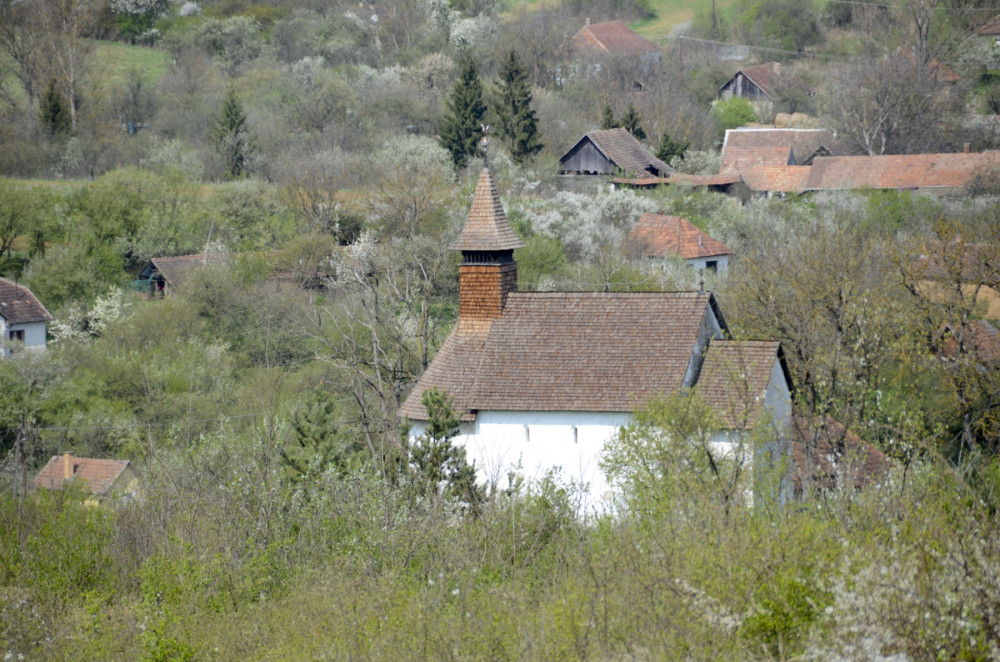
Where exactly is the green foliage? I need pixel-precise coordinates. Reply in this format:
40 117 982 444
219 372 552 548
656 131 689 164
213 86 258 179
515 234 567 291
711 96 756 134
493 49 543 165
438 58 487 170
619 103 646 140
410 387 484 509
284 386 366 480
733 0 821 52
39 79 71 136
600 103 617 130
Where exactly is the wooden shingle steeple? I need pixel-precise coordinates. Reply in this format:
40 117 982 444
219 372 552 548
452 168 525 322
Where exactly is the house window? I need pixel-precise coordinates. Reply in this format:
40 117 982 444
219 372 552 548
705 260 718 273
8 329 24 343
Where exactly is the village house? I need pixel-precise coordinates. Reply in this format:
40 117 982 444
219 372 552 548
400 167 791 508
560 128 673 178
0 277 53 356
791 417 890 497
32 452 138 506
571 19 661 70
627 212 734 272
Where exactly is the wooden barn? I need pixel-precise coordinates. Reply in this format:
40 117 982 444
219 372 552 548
559 128 672 177
718 62 815 102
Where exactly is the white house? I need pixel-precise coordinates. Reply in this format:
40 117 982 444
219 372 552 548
401 168 792 509
0 277 53 356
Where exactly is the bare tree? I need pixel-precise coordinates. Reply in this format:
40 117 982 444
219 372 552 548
37 0 100 132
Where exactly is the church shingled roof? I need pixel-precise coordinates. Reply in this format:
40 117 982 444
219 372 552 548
449 168 526 252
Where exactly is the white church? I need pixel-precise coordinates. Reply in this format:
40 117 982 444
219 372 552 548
400 167 792 507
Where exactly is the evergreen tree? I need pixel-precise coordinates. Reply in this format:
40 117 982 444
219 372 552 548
39 79 71 136
600 104 618 130
282 386 365 481
410 387 484 511
438 58 487 170
656 131 689 165
620 103 646 140
494 49 543 165
212 86 258 179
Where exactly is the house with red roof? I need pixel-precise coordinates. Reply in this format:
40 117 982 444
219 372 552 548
0 277 53 356
32 452 138 505
572 19 660 68
628 213 734 272
400 167 791 508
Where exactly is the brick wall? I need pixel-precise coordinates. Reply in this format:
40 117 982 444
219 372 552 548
459 263 518 320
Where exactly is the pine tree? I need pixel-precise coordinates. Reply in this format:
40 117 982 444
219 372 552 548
39 79 71 136
656 131 689 165
212 86 258 179
438 58 487 170
600 104 618 130
410 387 484 511
620 103 646 140
494 49 542 165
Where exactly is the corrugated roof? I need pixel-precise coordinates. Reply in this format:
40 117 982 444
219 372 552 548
32 454 130 495
401 292 723 419
629 213 733 260
695 340 782 429
0 277 53 324
449 168 526 252
572 20 660 58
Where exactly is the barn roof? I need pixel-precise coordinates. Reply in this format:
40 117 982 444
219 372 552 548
572 20 660 58
449 168 525 252
976 15 1000 36
143 253 228 287
0 277 53 324
721 128 850 168
628 213 733 260
723 62 815 99
32 454 131 495
561 128 673 177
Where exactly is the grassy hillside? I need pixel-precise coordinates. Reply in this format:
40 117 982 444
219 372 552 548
631 0 740 39
93 40 173 87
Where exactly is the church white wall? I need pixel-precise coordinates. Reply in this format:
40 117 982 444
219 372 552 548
408 410 631 510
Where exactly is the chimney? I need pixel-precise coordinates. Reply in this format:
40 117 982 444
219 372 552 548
585 17 590 26
774 62 780 75
63 452 75 480
964 143 971 153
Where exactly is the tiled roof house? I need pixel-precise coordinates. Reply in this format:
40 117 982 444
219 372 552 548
718 62 816 102
32 452 138 505
560 128 673 177
791 417 890 495
628 213 734 271
572 19 660 63
0 277 53 356
401 167 792 507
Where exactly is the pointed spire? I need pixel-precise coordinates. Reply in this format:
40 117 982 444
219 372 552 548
449 168 526 252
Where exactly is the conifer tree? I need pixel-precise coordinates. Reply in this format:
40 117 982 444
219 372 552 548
656 131 689 164
600 104 618 130
39 79 71 136
438 58 487 170
620 103 646 140
494 49 542 165
212 86 258 179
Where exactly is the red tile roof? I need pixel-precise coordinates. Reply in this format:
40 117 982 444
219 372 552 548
400 291 726 420
940 319 1000 363
32 454 131 495
976 15 1000 36
572 20 660 58
791 417 890 491
695 340 785 429
719 145 795 175
449 168 525 252
0 277 53 324
721 128 850 168
628 213 733 260
731 62 816 99
564 128 673 177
